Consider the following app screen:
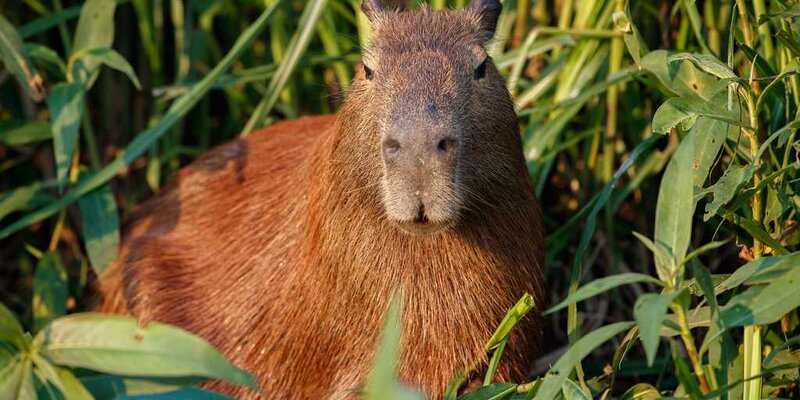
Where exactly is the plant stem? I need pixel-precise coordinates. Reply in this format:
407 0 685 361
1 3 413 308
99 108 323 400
672 302 711 394
602 0 624 182
752 0 774 65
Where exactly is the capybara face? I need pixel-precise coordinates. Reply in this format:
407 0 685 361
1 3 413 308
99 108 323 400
357 0 505 235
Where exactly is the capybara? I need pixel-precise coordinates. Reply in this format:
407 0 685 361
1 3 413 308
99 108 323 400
96 0 545 398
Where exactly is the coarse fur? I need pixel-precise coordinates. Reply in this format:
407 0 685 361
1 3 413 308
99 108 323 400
95 2 546 399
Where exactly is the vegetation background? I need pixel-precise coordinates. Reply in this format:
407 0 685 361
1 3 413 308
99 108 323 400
0 0 799 399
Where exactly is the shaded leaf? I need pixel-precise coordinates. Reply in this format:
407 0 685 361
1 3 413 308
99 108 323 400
117 387 236 400
0 302 25 349
71 0 117 88
652 96 743 134
0 13 45 101
47 82 85 193
77 184 120 276
719 265 800 328
0 120 51 146
635 292 680 366
71 47 141 90
33 252 67 333
618 383 661 399
701 165 750 221
81 375 200 399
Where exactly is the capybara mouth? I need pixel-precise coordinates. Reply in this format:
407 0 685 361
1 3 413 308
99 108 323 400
394 219 450 235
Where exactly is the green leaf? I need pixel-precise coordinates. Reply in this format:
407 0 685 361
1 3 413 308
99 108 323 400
33 252 67 333
116 387 236 400
654 128 696 287
0 181 56 222
25 43 66 74
718 264 800 328
71 47 141 90
0 355 36 400
0 1 286 239
668 53 737 79
0 13 45 101
55 368 93 400
714 254 793 294
458 383 517 400
0 302 25 349
19 5 82 38
634 292 680 366
71 0 117 88
31 353 66 396
546 273 662 314
618 383 661 399
613 6 648 67
364 291 425 400
0 120 52 146
47 82 85 193
533 322 634 400
77 184 120 276
560 379 590 400
80 375 200 398
35 313 257 389
688 261 717 315
652 96 744 134
485 293 535 350
701 165 750 221
689 117 729 187
632 231 676 285
670 341 703 399
639 50 719 100
241 0 329 134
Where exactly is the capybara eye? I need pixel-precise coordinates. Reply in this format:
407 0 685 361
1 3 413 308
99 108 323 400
474 58 487 80
364 65 374 80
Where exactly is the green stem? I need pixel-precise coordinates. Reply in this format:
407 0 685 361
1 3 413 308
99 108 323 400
602 0 624 182
752 0 774 65
671 303 711 393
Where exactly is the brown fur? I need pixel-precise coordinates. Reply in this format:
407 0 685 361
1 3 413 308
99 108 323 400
95 3 545 399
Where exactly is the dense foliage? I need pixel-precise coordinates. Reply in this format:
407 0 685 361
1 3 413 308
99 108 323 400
1 0 799 399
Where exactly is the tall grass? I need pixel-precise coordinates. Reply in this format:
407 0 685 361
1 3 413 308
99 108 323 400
0 0 799 399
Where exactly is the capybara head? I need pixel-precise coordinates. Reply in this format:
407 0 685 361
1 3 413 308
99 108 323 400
343 0 519 236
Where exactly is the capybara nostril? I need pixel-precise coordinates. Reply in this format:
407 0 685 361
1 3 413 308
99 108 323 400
383 137 401 160
436 136 457 156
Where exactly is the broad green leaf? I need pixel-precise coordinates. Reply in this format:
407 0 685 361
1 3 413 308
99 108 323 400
117 387 236 400
71 47 141 90
485 293 535 350
81 375 200 398
0 1 286 239
36 313 257 389
0 13 45 101
33 252 67 332
639 50 718 100
0 355 35 400
77 184 120 276
47 82 85 193
31 353 66 396
727 214 789 255
55 368 93 400
618 383 661 399
458 383 516 400
718 264 800 328
689 117 728 187
654 128 696 287
533 322 634 400
668 53 737 79
0 181 56 222
634 292 680 366
560 380 590 400
701 165 750 221
652 96 743 134
71 0 117 88
0 302 25 349
714 253 799 294
0 120 51 146
546 273 662 314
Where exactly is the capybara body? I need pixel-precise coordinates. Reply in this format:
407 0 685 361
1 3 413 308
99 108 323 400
96 1 546 399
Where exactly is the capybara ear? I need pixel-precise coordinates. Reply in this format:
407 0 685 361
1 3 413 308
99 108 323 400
468 0 501 43
361 0 386 23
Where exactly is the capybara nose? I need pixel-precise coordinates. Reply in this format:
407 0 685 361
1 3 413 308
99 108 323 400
382 132 459 166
